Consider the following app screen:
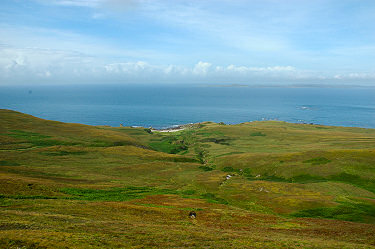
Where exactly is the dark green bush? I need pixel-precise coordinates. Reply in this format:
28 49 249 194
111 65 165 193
250 132 266 136
303 157 331 165
199 166 213 171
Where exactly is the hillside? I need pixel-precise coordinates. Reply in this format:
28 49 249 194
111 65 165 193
1 109 375 248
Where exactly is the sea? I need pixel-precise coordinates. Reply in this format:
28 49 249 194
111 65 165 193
1 84 375 129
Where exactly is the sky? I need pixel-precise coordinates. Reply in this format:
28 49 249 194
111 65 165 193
0 0 375 85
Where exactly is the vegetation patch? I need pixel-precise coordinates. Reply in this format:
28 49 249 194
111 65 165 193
149 137 187 154
144 128 152 134
250 132 266 136
197 131 224 137
8 130 51 140
135 203 203 211
303 157 331 165
330 173 375 193
0 198 15 207
246 174 326 184
181 190 196 195
199 166 213 171
290 174 326 183
60 186 178 201
221 166 248 174
217 151 244 157
222 166 235 172
247 174 289 182
201 193 228 204
0 160 20 166
200 137 231 145
195 147 208 164
291 201 375 223
0 194 59 200
39 151 88 156
242 168 252 177
89 140 137 147
7 130 76 147
0 238 46 249
163 156 198 163
246 172 375 191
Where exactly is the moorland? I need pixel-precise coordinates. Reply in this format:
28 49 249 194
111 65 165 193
1 109 375 248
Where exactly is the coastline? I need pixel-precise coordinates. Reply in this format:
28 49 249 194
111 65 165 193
150 123 196 133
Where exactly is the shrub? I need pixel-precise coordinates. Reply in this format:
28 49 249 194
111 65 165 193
0 160 20 166
222 166 235 172
250 132 266 136
291 201 375 223
181 190 196 195
303 157 331 165
201 193 228 204
199 166 213 171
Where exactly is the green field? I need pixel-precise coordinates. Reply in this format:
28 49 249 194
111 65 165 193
1 109 375 248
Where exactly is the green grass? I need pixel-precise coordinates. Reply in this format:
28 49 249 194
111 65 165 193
60 186 178 201
250 131 266 136
39 151 88 156
149 137 187 154
200 137 231 145
0 194 59 200
0 161 20 166
292 200 375 223
303 157 331 165
8 130 51 140
180 189 196 195
199 166 213 171
0 238 46 249
7 130 77 147
330 173 375 193
222 166 236 172
2 110 375 248
201 193 229 205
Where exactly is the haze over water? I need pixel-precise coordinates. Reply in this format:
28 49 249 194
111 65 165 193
1 85 375 129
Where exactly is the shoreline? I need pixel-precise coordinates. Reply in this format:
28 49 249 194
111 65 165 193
153 127 186 133
128 120 375 132
150 124 195 133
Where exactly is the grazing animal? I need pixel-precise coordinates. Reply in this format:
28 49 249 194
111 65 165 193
189 211 196 219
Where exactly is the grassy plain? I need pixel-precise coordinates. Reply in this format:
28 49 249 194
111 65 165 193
1 109 375 248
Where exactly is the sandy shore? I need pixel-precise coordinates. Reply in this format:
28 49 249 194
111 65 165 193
156 128 185 132
151 127 185 133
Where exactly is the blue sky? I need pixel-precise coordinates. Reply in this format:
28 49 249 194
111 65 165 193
0 0 374 85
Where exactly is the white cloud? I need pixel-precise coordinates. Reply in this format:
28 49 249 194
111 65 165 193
0 46 102 83
1 46 374 85
0 23 373 85
105 61 155 74
193 61 212 75
334 73 375 80
222 65 295 73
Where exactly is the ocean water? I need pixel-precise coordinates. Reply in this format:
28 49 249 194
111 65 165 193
1 84 375 129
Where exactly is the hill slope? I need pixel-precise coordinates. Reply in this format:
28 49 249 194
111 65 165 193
1 109 375 248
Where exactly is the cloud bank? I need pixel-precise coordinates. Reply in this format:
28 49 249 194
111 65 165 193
1 44 374 85
0 0 374 85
